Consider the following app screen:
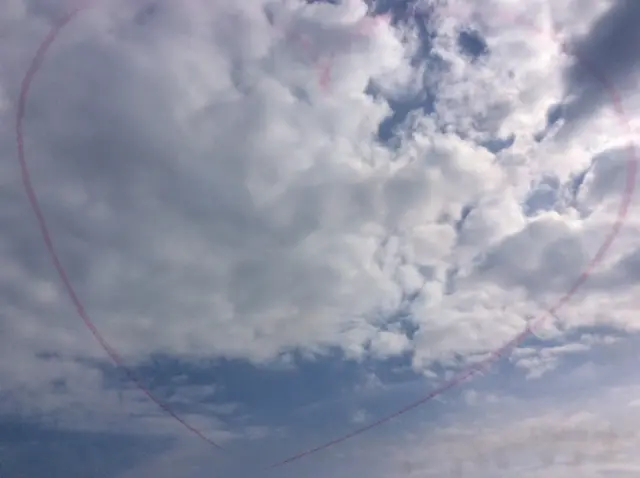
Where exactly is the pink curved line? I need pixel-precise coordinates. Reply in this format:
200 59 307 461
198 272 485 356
15 4 225 450
311 13 390 91
14 0 638 471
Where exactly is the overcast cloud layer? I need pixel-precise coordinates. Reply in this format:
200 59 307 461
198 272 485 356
1 0 640 476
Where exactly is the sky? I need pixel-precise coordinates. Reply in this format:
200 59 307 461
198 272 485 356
1 0 640 476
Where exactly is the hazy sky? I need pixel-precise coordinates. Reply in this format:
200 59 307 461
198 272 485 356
2 0 640 476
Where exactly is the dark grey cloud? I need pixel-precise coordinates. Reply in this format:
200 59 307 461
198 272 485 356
561 0 640 131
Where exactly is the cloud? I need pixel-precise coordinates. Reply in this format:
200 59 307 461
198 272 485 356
382 381 640 478
349 332 640 477
561 0 640 131
2 0 640 476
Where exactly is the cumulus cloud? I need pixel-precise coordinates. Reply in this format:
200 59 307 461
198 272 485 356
1 0 640 475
